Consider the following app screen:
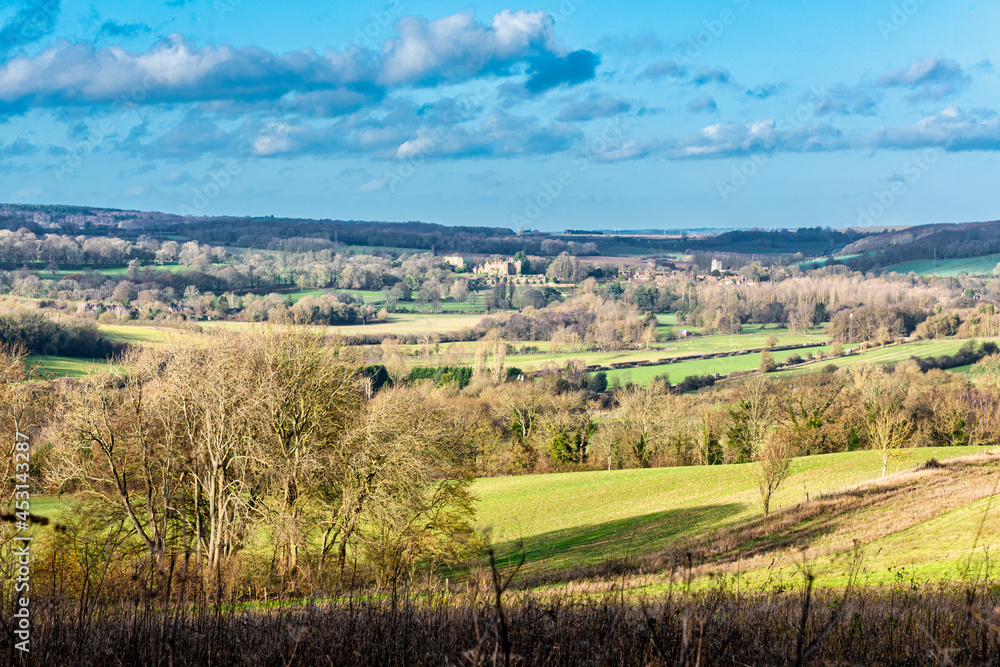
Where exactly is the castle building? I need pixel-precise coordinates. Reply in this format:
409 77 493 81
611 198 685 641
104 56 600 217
443 255 465 270
474 258 522 277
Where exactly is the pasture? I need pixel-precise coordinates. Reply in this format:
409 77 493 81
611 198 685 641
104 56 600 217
595 345 831 386
402 328 828 372
883 253 1000 277
770 337 1000 378
200 312 486 337
473 446 997 584
27 355 108 378
96 324 182 346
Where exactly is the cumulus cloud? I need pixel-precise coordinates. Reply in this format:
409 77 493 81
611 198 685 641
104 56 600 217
379 10 562 86
153 117 231 156
99 21 151 40
690 67 732 87
557 93 631 122
284 89 382 118
0 9 587 111
746 82 787 100
686 95 717 114
592 117 848 162
866 106 1000 152
671 119 846 158
877 57 970 101
638 60 686 81
590 138 662 162
812 83 879 116
598 106 1000 162
1 137 37 155
524 50 599 94
392 111 582 159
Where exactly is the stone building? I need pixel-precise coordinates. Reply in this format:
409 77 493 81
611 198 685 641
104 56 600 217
474 258 522 277
443 254 465 270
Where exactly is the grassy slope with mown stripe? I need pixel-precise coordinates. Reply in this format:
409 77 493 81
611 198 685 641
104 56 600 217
473 446 999 586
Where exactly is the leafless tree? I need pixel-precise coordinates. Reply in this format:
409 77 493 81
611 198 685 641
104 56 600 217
753 435 793 518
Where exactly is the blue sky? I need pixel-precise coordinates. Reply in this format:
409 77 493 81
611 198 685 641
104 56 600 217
1 0 998 231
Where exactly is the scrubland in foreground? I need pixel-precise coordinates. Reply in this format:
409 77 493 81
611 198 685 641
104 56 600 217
5 558 999 666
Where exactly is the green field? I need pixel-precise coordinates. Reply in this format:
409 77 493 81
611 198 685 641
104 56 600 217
770 337 1000 378
43 262 194 278
473 446 997 583
403 328 828 372
201 312 486 337
27 355 108 378
597 345 831 386
883 253 1000 277
96 324 182 345
278 288 488 313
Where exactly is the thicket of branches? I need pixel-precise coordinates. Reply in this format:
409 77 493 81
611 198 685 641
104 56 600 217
3 333 481 596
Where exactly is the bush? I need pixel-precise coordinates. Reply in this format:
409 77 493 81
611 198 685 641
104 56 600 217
0 311 124 357
589 371 608 393
505 367 525 382
759 351 777 373
408 366 474 389
674 374 716 393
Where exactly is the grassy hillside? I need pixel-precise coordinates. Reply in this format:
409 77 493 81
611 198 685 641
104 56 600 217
201 312 486 337
770 337 1000 378
883 253 1000 276
405 328 827 372
27 355 108 378
97 324 183 345
598 346 831 386
473 446 998 585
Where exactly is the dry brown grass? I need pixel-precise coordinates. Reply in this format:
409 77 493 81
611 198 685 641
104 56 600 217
7 571 1000 665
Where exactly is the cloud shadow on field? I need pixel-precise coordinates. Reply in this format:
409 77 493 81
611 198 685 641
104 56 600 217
489 502 746 573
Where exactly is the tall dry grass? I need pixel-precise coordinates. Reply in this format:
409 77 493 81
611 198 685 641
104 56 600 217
2 544 999 665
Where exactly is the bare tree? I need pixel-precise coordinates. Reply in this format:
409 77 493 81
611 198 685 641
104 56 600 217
853 365 913 477
615 384 670 468
727 374 775 463
753 435 793 517
53 348 179 565
321 387 475 579
252 330 362 574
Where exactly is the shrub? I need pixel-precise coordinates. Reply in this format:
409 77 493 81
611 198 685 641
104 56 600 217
759 351 777 373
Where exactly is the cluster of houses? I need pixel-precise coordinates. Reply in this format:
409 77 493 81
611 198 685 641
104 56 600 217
76 302 187 318
77 302 132 317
